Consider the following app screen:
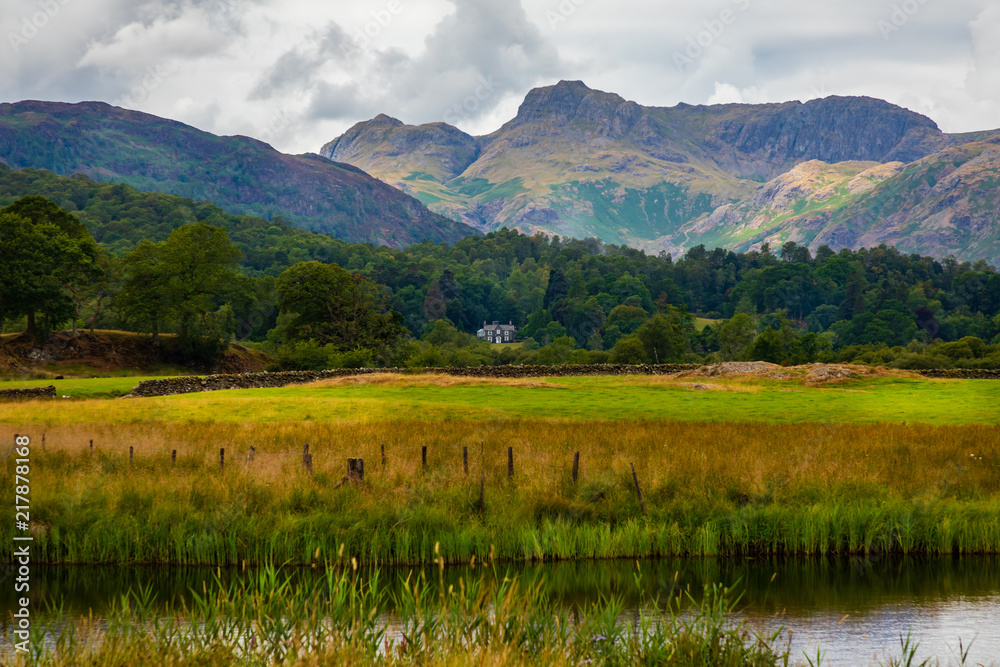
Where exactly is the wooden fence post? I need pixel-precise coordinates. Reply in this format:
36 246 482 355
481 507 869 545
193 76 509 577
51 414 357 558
247 446 255 464
89 439 93 455
171 449 177 465
42 434 45 449
630 462 646 515
507 447 514 480
302 444 310 471
572 452 580 484
348 458 365 482
463 447 469 475
422 446 427 471
129 446 134 464
381 444 386 471
219 448 225 472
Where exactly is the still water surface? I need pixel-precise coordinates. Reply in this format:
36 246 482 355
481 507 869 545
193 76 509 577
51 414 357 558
5 556 998 666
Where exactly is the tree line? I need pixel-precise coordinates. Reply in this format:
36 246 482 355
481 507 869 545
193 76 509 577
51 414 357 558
1 168 999 371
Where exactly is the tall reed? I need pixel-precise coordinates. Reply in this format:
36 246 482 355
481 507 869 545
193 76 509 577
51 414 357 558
2 563 794 666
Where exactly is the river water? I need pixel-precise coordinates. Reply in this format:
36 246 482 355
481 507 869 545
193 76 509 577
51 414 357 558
4 556 998 665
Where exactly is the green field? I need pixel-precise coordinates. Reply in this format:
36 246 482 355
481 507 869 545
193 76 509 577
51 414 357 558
2 373 999 425
2 371 999 569
0 375 169 399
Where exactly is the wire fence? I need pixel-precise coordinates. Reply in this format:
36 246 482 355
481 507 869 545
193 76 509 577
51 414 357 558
7 432 648 511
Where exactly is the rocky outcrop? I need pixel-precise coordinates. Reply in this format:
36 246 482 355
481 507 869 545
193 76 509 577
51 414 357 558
0 386 56 400
128 364 699 397
702 95 952 179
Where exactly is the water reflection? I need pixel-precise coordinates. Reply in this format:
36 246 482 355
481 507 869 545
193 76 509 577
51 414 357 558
3 556 998 665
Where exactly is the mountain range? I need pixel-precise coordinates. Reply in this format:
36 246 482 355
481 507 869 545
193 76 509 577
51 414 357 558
1 84 998 265
323 80 1000 264
0 101 473 247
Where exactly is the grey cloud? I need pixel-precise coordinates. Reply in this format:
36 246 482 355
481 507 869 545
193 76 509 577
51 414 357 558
252 0 564 127
2 0 252 107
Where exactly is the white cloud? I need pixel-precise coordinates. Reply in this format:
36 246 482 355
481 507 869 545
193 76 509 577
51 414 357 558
707 82 743 105
966 5 1000 101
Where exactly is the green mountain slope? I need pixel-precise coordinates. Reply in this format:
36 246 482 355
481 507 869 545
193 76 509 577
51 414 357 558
322 80 1000 262
0 164 360 275
0 101 475 247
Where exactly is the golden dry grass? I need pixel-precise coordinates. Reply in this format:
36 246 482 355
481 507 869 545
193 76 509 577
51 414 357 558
26 419 1000 503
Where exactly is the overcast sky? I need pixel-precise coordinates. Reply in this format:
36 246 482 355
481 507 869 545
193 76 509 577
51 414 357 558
3 0 998 154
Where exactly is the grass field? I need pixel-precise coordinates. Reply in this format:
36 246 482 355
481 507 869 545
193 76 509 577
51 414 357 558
2 372 1000 425
0 375 170 398
2 372 999 565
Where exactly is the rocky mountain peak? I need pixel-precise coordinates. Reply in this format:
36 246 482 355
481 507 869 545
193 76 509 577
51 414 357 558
511 80 636 128
369 113 404 126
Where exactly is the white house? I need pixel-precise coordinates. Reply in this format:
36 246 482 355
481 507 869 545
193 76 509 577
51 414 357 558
477 321 517 344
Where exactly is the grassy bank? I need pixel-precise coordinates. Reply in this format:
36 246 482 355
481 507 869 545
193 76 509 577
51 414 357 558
3 419 998 564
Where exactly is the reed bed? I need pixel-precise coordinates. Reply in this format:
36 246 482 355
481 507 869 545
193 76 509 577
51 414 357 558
2 420 998 564
1 562 799 667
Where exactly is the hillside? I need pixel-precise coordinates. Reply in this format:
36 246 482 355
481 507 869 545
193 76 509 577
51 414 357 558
672 139 1000 262
0 330 269 378
0 101 475 247
322 81 1000 263
0 165 365 275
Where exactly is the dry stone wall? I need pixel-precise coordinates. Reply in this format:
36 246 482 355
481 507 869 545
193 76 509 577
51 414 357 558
125 364 1000 398
0 386 56 400
916 369 1000 380
128 364 698 398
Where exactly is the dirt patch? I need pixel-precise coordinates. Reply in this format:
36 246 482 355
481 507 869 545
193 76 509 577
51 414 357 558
308 373 560 389
676 362 913 385
684 383 741 392
678 362 781 378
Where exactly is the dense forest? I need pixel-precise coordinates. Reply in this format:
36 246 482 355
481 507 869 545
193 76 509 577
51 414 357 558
2 166 999 370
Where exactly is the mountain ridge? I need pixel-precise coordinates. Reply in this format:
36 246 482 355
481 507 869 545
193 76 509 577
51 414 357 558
322 80 1000 263
0 100 475 247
